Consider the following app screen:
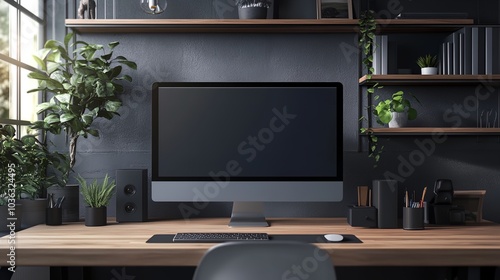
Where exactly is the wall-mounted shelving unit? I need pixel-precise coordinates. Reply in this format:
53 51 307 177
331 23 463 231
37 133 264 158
65 19 473 33
367 127 500 136
357 20 500 142
359 74 500 86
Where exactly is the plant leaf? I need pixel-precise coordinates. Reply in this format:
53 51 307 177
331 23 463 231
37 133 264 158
60 113 76 123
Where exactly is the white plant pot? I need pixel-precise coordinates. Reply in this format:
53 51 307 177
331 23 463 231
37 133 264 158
389 112 408 128
421 67 438 75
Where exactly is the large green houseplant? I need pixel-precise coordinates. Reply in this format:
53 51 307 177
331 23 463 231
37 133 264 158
27 33 136 222
28 32 137 170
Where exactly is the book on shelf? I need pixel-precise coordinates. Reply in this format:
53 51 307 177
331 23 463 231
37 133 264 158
442 26 499 76
372 35 399 75
446 41 453 75
485 27 500 75
372 35 382 75
457 27 473 75
458 32 464 75
440 42 447 74
380 35 388 75
471 27 485 75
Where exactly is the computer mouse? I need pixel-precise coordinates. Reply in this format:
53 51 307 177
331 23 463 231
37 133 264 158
324 234 344 242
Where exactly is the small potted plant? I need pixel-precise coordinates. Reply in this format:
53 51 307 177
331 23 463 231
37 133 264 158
374 91 420 128
77 174 115 226
416 54 438 75
235 0 271 19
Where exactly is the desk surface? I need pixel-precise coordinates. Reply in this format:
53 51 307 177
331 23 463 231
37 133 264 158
1 218 500 267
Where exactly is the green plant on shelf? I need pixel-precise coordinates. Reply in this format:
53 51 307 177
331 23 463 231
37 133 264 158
373 91 419 125
416 54 438 68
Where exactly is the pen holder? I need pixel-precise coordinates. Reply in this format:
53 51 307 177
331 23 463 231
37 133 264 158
403 207 424 230
46 207 62 226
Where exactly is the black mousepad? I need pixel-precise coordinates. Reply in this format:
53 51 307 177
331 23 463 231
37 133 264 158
146 234 362 243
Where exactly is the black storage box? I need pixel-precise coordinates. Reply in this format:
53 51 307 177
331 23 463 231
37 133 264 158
348 206 377 228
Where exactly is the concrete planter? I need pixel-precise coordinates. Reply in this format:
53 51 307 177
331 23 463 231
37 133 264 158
238 6 268 19
421 67 438 75
388 112 408 128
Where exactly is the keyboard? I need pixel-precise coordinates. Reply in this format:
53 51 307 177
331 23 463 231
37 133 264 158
172 232 269 243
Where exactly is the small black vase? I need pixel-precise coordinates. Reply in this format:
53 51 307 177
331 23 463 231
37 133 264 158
238 7 268 19
85 206 107 226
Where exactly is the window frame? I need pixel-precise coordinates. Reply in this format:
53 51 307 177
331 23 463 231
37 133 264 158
0 0 45 132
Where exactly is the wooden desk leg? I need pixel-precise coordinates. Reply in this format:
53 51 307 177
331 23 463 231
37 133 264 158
50 267 91 280
0 267 14 280
450 267 496 280
50 267 69 280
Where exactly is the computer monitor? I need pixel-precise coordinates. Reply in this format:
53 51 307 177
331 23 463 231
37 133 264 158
151 82 343 227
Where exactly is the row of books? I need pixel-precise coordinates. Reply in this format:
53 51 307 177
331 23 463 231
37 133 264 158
371 27 500 75
441 27 500 75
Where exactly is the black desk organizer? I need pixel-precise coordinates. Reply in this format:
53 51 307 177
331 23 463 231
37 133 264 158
146 234 362 244
347 206 377 228
427 179 465 225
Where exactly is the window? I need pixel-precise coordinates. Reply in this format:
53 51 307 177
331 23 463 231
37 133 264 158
0 0 44 136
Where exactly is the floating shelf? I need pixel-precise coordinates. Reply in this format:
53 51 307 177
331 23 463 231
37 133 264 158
359 75 500 86
65 19 473 33
366 127 500 135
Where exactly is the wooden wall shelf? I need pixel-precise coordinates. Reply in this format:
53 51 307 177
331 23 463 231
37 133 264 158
359 74 500 86
65 19 473 33
366 127 500 135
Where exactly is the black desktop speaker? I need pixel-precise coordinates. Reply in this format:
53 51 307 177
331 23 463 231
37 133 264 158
116 169 148 222
372 180 399 228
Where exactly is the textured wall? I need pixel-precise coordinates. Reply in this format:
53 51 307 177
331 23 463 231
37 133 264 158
53 0 500 224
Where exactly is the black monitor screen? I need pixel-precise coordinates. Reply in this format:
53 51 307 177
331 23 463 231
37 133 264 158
152 82 342 181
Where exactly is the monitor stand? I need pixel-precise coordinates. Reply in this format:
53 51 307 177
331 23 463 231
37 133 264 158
228 202 269 227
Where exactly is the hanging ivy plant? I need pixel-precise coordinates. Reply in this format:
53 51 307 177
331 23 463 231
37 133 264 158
358 10 384 166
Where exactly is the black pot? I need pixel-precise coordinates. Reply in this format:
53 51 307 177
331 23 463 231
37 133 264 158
238 6 268 19
20 198 47 228
46 207 63 226
48 184 80 222
85 206 107 226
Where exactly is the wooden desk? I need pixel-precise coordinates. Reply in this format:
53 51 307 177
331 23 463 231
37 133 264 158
1 218 500 267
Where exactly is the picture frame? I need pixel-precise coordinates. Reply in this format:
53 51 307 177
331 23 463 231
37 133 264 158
317 0 353 19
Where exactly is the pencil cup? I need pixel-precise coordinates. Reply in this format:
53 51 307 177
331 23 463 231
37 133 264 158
403 207 424 230
46 207 62 226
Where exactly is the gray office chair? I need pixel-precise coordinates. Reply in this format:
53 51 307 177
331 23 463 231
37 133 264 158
192 241 337 280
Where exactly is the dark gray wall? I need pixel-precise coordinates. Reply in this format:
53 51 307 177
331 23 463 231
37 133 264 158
50 0 500 224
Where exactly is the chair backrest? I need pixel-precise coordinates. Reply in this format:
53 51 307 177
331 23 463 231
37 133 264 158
192 241 337 280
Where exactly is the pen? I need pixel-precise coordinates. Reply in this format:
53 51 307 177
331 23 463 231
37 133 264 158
57 196 65 208
420 186 427 208
48 193 54 208
405 190 409 208
368 189 372 207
